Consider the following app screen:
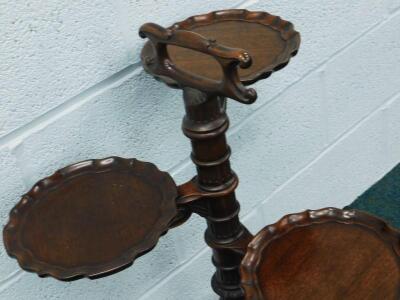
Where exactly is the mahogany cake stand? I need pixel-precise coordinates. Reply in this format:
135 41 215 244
3 9 400 300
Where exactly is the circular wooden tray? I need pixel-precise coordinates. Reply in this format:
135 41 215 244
141 9 300 88
241 208 400 300
3 157 178 280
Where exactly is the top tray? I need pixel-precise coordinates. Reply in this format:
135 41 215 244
141 9 300 89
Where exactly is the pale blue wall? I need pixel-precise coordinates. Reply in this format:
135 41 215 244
1 1 400 299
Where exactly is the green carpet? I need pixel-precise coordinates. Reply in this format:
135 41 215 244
346 163 400 229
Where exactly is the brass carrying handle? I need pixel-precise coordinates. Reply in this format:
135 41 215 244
139 23 257 104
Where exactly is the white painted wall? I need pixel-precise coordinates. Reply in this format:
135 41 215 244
1 1 400 299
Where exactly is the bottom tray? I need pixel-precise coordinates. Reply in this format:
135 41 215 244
3 157 178 280
241 208 400 300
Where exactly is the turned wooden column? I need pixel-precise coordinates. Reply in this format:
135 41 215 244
182 87 246 300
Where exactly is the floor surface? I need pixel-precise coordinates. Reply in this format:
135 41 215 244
346 163 400 229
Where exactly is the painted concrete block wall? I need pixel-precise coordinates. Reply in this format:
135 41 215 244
1 0 399 299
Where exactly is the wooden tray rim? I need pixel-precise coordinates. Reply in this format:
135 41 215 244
240 207 400 299
142 9 301 88
3 157 178 280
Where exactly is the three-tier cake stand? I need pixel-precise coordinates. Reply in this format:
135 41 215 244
3 9 400 300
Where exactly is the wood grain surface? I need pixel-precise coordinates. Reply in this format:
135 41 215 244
140 9 300 104
3 157 178 280
241 208 400 300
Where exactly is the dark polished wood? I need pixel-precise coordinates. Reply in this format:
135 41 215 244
180 88 248 299
138 9 301 300
2 8 398 300
241 208 400 300
168 10 300 85
3 157 178 280
140 9 300 104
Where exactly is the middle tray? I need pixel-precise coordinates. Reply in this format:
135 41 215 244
3 157 178 280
